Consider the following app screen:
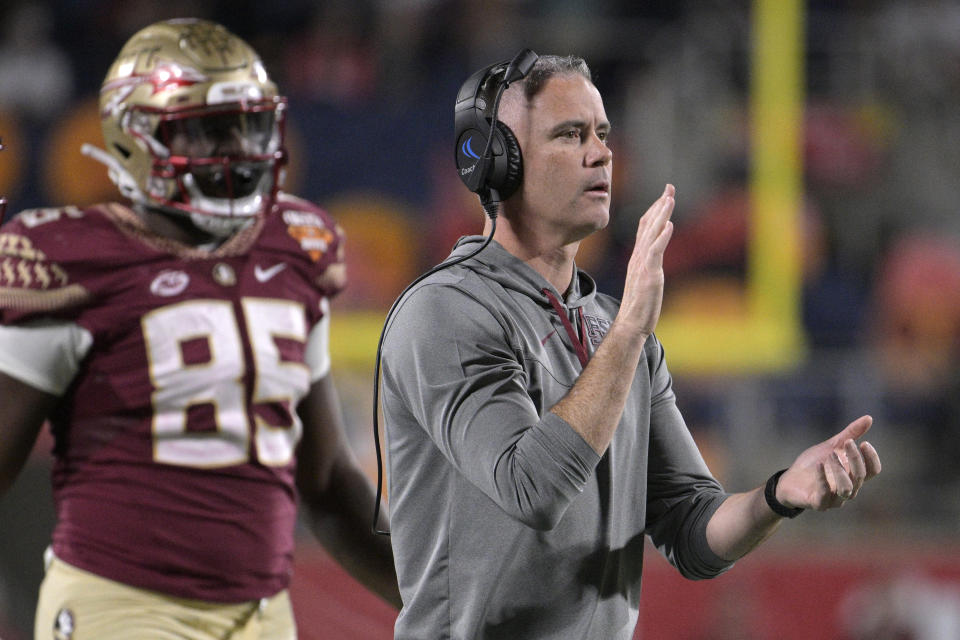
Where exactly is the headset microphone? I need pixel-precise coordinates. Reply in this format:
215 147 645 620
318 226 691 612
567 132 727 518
502 48 539 85
371 50 538 536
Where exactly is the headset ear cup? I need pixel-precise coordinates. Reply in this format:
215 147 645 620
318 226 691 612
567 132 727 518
492 121 523 199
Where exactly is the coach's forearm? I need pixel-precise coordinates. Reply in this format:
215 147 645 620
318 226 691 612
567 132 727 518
550 321 647 455
705 487 783 561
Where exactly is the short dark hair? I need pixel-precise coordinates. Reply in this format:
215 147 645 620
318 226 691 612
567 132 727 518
478 54 593 119
520 55 592 101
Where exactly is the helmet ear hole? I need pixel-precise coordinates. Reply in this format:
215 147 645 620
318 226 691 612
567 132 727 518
112 144 131 159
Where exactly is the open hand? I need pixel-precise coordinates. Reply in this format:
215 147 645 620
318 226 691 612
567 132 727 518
616 184 675 339
776 415 881 511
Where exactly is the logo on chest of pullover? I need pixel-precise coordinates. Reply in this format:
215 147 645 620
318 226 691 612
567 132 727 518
583 314 611 347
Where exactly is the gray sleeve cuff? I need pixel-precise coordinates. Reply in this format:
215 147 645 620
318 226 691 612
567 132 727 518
685 493 736 579
490 412 603 531
535 411 603 485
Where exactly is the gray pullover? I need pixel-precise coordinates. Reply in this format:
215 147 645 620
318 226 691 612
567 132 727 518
382 236 732 640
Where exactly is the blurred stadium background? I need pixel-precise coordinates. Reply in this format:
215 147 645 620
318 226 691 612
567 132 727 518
1 0 959 638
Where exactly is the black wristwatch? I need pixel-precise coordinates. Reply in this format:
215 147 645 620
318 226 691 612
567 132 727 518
764 469 804 518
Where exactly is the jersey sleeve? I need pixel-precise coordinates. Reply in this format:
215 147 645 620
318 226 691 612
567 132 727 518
303 297 331 381
0 320 93 394
0 206 96 325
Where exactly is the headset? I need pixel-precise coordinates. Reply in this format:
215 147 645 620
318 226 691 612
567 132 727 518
454 48 539 215
370 49 539 535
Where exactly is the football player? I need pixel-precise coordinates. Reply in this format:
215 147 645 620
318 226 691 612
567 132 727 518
0 18 399 638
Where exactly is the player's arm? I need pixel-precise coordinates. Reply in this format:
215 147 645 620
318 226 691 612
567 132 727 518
295 373 401 608
0 372 58 495
0 215 92 496
0 318 88 496
705 415 881 561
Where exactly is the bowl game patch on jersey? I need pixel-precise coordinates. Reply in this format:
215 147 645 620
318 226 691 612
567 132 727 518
282 209 337 262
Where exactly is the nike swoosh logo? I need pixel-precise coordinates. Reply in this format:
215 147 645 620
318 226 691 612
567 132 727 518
254 263 287 282
540 329 557 346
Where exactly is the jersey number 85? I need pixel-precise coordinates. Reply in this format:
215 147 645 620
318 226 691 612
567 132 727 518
142 298 308 468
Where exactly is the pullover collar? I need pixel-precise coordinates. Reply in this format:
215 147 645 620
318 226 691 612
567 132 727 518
448 235 598 310
449 235 597 368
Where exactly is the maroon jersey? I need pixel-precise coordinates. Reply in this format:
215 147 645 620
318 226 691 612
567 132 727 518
0 195 345 602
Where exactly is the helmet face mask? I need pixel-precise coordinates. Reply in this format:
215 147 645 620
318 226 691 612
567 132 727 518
148 99 286 216
96 19 287 234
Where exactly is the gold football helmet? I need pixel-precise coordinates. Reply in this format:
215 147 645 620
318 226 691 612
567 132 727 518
85 18 287 235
